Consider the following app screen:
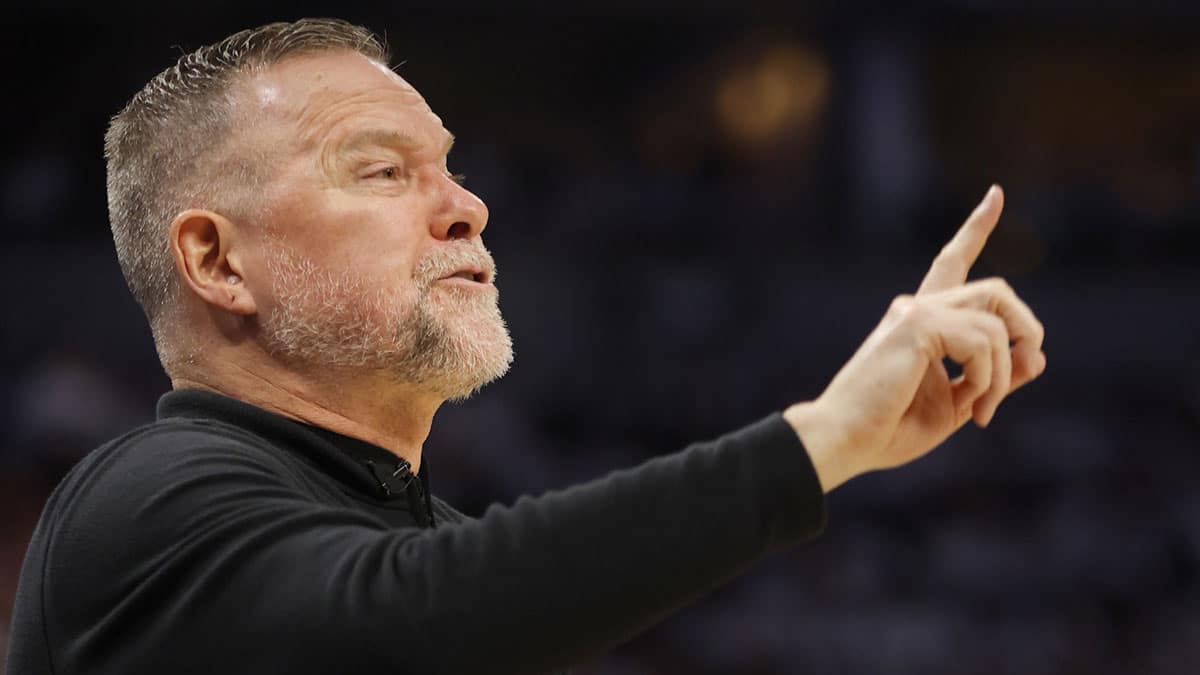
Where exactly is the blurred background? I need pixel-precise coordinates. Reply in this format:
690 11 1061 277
2 1 1199 673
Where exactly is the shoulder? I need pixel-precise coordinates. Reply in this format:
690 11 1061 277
83 416 293 486
41 417 311 578
48 417 301 544
35 418 343 655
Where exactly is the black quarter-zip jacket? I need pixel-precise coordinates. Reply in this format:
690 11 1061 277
6 389 827 674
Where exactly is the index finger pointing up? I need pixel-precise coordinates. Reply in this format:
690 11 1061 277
917 185 1005 295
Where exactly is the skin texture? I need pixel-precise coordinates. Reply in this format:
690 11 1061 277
167 51 511 472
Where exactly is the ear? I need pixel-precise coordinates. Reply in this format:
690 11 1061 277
169 209 257 316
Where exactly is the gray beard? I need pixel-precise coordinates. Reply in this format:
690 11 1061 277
258 239 514 401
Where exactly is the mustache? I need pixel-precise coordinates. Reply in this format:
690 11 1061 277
414 242 497 287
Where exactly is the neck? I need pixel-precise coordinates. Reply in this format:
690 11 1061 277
172 359 441 473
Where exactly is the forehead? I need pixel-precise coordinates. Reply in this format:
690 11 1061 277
241 50 443 147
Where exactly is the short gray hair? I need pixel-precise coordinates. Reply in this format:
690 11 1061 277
103 18 388 364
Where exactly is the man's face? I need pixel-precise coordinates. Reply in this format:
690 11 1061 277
238 50 512 399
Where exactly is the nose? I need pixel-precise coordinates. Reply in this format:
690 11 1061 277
431 174 489 241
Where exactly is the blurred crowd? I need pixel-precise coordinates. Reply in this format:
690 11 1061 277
2 5 1199 673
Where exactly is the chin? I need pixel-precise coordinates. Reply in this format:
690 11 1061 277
416 311 514 402
430 348 514 402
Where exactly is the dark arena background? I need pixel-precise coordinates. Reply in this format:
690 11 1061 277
2 1 1199 673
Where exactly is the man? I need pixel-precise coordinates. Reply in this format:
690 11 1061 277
6 18 1045 675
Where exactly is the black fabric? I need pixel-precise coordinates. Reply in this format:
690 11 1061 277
6 388 827 675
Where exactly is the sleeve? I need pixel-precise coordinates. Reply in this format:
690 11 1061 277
49 414 825 675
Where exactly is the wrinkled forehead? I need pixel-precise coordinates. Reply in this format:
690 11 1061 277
238 50 440 149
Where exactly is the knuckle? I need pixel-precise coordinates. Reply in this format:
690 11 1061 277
983 314 1009 342
889 294 916 317
966 376 989 397
992 332 1009 352
968 330 991 353
984 276 1014 296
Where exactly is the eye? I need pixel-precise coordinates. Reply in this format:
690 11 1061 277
367 165 402 180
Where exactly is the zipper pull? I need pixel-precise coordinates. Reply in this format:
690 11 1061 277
365 458 414 496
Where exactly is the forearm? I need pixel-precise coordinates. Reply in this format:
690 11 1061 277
388 413 826 674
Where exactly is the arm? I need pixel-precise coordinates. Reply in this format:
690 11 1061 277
56 187 1046 675
53 416 823 675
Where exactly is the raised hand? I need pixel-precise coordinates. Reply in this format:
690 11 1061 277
784 186 1047 492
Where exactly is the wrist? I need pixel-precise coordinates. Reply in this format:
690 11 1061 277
783 400 856 493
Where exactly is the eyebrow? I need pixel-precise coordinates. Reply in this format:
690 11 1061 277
336 128 456 157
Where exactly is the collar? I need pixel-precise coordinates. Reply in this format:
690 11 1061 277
155 388 435 523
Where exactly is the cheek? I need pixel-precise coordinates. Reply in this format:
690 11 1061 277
344 256 422 303
318 211 426 279
260 175 429 285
